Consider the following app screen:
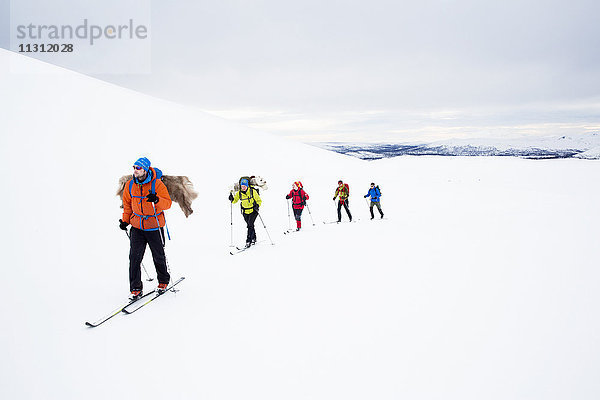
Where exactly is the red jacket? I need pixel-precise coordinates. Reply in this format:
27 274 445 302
287 188 309 209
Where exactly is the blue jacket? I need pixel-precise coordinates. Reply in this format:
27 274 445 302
365 187 381 202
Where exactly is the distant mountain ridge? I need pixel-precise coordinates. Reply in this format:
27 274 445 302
313 134 600 160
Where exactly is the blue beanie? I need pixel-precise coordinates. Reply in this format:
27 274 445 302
134 157 151 172
240 178 249 187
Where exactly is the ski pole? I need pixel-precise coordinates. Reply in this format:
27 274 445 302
257 212 275 245
305 203 316 226
151 202 166 247
151 201 178 293
365 197 373 219
286 199 292 230
333 198 337 221
125 230 153 282
230 196 234 247
347 199 354 221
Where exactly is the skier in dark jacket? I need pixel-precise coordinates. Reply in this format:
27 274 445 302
285 181 309 231
364 182 384 219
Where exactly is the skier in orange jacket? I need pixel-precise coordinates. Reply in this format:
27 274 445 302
119 157 172 299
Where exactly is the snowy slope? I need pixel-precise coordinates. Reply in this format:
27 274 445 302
2 50 600 400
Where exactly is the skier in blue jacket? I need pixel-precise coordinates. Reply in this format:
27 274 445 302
364 182 384 220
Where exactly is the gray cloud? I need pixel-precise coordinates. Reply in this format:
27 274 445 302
4 0 600 140
128 0 600 108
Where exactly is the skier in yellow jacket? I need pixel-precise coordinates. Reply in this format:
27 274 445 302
229 178 262 247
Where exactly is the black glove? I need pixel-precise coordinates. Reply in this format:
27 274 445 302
364 194 368 198
228 193 234 202
254 205 260 213
146 193 159 203
119 219 129 231
333 197 336 201
285 195 291 200
301 200 306 206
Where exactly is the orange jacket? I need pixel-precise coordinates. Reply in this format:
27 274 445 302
122 167 172 231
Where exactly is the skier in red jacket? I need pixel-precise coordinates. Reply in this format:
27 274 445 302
285 181 309 231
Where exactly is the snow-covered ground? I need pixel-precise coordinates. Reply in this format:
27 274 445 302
2 50 600 399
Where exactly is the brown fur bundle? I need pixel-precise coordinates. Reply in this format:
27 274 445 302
117 174 198 217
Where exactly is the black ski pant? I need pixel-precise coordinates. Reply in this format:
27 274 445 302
337 199 352 222
370 201 384 218
243 211 258 243
293 208 303 228
293 208 303 221
129 227 170 291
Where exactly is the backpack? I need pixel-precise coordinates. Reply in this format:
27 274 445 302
291 188 307 205
239 186 258 214
345 183 349 195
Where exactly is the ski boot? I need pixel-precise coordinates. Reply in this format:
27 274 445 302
129 290 143 301
157 283 168 294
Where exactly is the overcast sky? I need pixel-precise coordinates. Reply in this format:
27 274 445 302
3 0 600 142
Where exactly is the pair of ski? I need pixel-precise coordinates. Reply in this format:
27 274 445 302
229 244 257 255
322 219 359 224
229 239 270 255
283 229 301 235
85 277 185 328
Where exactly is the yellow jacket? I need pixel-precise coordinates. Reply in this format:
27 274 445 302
232 187 262 214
